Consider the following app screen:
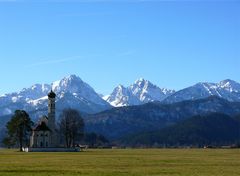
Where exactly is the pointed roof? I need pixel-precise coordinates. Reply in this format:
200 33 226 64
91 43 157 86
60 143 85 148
33 121 51 131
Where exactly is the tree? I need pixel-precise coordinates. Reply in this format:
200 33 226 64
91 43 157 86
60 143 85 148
59 109 84 148
4 110 33 151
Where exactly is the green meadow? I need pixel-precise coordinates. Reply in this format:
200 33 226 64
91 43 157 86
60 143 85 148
0 149 239 176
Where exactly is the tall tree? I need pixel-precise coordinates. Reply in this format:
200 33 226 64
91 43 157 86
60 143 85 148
4 110 33 151
59 109 84 148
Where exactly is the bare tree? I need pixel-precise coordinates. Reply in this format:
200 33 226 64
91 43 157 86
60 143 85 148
59 109 84 148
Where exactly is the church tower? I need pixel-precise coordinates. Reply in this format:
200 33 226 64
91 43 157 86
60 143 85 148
48 90 56 132
48 90 58 147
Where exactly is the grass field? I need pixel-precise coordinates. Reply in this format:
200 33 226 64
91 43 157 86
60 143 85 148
0 149 239 176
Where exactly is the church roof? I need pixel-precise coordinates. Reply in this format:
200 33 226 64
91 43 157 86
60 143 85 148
48 90 56 98
33 121 51 131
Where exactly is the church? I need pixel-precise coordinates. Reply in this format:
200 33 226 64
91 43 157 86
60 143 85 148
24 90 80 152
30 90 59 148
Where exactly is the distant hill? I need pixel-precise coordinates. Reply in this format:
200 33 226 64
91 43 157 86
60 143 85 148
85 96 240 140
120 113 240 147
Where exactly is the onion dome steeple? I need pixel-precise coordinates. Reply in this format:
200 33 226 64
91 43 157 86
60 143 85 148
48 89 56 98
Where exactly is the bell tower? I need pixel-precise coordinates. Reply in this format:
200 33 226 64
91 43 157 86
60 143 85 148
48 90 56 132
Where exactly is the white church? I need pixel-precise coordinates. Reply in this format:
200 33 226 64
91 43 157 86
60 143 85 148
25 90 79 152
30 90 59 148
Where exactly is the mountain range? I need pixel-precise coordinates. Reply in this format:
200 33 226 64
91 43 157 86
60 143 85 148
0 75 110 118
85 96 240 140
105 79 240 107
163 79 240 104
103 78 175 107
1 75 240 145
0 75 240 119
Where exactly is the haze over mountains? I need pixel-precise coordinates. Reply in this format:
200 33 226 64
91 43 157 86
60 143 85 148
0 74 240 118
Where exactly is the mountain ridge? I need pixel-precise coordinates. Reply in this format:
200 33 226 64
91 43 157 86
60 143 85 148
120 113 240 147
163 79 240 104
0 75 111 117
1 76 240 117
85 96 240 140
104 78 175 107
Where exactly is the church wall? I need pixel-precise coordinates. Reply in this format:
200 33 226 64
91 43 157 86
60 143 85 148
31 131 51 148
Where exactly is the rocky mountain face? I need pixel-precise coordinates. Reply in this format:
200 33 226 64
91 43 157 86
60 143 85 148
85 96 240 140
104 78 175 107
0 75 111 118
163 79 240 104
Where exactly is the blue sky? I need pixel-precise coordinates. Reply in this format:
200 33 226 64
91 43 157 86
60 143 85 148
0 0 239 95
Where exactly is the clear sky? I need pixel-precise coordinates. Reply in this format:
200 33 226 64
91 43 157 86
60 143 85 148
0 0 239 95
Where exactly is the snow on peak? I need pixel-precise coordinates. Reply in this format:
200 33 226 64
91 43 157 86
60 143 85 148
50 75 109 107
64 74 83 82
135 77 147 84
0 74 111 116
51 74 84 91
163 79 240 103
52 74 85 93
105 79 175 107
220 79 236 85
116 84 126 90
217 79 240 94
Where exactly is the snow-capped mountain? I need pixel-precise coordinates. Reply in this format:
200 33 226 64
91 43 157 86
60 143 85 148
163 79 240 104
130 78 175 103
52 75 108 106
1 76 240 118
103 85 141 107
104 78 175 107
0 75 111 117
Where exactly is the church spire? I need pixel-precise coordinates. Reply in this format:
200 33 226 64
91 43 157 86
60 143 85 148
48 90 56 130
